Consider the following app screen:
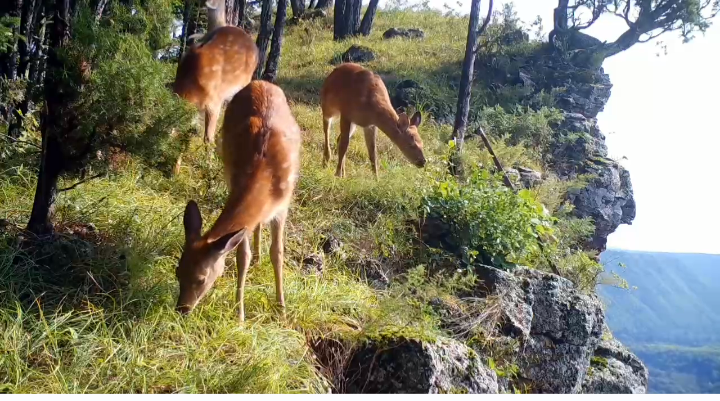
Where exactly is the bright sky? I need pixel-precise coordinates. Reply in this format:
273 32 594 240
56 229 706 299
383 0 720 254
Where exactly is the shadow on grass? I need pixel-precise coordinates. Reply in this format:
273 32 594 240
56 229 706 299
0 221 171 315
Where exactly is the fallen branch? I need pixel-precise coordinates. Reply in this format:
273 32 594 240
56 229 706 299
58 172 104 192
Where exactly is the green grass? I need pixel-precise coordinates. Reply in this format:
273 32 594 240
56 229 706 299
0 7 591 393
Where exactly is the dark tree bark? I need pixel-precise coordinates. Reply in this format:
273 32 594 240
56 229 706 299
314 0 331 9
349 0 360 35
290 0 305 18
333 0 347 40
263 0 287 83
27 0 74 235
359 0 378 36
180 0 201 58
254 0 273 79
340 0 355 39
17 0 38 79
0 0 23 80
236 0 246 26
452 0 492 150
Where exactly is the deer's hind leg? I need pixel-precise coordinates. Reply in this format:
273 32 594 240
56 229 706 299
323 117 332 167
252 224 261 266
270 209 288 317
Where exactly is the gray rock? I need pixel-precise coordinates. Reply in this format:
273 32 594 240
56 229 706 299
383 28 425 40
321 235 343 255
582 338 648 394
568 163 635 252
392 79 423 110
338 45 376 64
302 253 324 275
517 166 542 189
345 336 498 393
474 265 606 393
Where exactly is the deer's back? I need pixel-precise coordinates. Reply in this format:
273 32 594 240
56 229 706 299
222 81 301 206
173 26 258 108
320 63 393 126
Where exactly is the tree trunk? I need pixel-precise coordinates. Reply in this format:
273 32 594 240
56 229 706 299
27 133 64 235
17 0 38 79
28 0 73 235
315 0 331 9
0 0 23 80
359 0 377 36
349 0 360 35
225 0 236 25
180 0 201 58
263 0 287 83
254 0 274 79
290 0 305 18
308 0 317 8
338 0 353 38
333 0 347 40
452 0 482 150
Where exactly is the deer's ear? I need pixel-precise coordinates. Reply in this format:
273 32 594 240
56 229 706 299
212 228 247 254
410 111 422 127
183 201 203 243
398 112 410 131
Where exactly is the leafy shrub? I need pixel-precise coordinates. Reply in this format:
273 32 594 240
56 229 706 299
421 166 553 270
482 105 563 161
59 0 196 175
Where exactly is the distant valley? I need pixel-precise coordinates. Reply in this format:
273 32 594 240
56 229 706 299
598 249 720 393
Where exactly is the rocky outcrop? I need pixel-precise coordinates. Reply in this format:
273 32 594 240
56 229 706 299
313 265 646 394
474 265 605 393
336 45 376 64
382 28 425 40
582 337 649 394
344 336 498 394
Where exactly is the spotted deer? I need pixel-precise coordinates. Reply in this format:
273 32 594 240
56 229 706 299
175 81 301 322
172 0 258 145
320 63 426 178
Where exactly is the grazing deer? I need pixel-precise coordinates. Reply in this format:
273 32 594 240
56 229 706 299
320 63 426 178
175 81 301 322
172 0 258 145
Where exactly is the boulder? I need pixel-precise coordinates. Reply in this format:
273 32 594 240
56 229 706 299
345 336 498 393
473 265 607 393
567 163 636 252
382 28 425 40
391 79 423 110
337 45 376 64
302 253 324 275
582 338 649 394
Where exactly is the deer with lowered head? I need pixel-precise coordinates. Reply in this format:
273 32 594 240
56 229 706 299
172 0 258 145
175 80 301 322
320 63 426 178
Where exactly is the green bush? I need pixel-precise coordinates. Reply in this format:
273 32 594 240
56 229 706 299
421 165 553 270
482 105 563 161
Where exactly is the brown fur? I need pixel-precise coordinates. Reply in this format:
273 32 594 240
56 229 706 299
175 81 301 321
320 63 425 178
173 25 258 144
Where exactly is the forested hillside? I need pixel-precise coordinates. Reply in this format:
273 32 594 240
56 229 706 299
599 249 720 393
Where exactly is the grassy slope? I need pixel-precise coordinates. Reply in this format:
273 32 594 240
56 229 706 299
0 9 478 393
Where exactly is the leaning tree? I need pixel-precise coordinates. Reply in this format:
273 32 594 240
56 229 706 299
550 0 720 60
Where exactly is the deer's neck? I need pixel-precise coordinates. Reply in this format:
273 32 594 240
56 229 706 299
204 186 264 243
374 107 403 145
207 3 227 32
